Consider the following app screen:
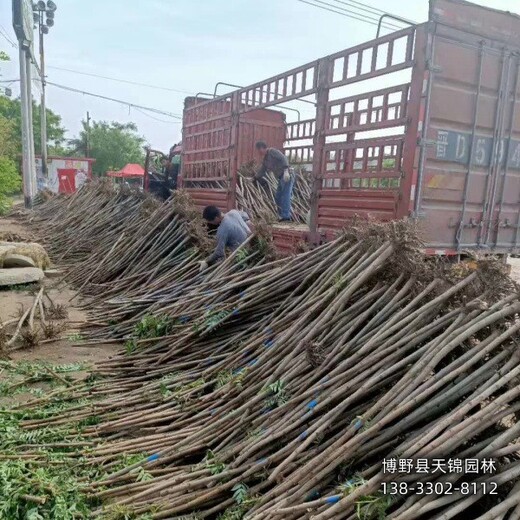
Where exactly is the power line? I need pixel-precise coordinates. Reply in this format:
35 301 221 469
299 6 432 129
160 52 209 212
295 0 403 30
1 78 182 119
303 0 403 29
47 65 195 95
134 107 181 124
330 0 416 25
331 0 386 15
51 65 317 113
310 0 416 25
311 0 402 27
331 0 395 17
45 80 183 119
0 24 17 48
0 30 17 48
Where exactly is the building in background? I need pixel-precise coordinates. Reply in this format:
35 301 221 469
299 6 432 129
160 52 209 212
35 156 95 194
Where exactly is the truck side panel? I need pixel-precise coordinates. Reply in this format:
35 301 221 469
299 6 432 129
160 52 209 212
181 97 233 211
314 28 417 231
180 97 285 212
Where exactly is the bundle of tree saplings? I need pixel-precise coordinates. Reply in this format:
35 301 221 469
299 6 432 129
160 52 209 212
24 180 160 270
20 183 210 304
22 181 274 340
235 162 312 224
0 358 174 520
58 190 212 300
83 228 274 343
7 217 520 520
184 163 312 223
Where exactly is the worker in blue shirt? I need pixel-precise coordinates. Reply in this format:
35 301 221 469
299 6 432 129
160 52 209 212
253 140 294 222
199 206 251 271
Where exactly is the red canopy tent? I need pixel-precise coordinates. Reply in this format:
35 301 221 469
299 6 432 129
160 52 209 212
106 163 145 178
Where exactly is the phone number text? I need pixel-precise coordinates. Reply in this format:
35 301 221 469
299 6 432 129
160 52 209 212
381 482 498 495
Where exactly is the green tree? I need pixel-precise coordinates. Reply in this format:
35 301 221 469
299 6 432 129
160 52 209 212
0 54 22 213
0 75 65 209
0 156 22 214
0 96 67 157
69 120 145 176
0 115 17 159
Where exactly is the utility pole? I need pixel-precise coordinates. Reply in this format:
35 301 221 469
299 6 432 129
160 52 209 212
33 1 57 180
13 0 36 209
18 44 34 208
39 13 47 179
25 50 37 198
86 111 91 157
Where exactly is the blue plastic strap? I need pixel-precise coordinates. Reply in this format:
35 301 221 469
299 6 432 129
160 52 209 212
299 430 308 440
325 495 341 504
307 399 318 410
354 419 363 431
247 359 258 367
147 454 159 462
263 339 274 348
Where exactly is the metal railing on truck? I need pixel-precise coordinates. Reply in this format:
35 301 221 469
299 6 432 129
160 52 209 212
179 25 419 236
180 95 286 211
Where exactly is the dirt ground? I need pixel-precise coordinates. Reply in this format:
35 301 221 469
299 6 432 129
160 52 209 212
0 214 29 239
0 215 121 369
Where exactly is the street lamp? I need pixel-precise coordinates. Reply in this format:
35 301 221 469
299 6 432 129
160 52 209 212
32 0 57 180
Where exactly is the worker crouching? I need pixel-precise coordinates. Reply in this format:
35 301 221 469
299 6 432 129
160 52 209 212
199 206 251 272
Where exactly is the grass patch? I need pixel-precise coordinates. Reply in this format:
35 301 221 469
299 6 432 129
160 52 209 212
0 282 41 293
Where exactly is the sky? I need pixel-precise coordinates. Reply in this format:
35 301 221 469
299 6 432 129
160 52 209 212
0 0 516 152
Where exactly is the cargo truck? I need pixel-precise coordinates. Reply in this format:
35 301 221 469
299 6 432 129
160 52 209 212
178 0 520 256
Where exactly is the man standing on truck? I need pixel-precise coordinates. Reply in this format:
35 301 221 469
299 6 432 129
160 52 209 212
158 154 179 192
199 206 251 272
170 153 181 190
168 143 182 190
253 141 294 222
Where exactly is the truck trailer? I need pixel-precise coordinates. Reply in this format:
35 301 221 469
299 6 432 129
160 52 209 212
178 0 520 256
